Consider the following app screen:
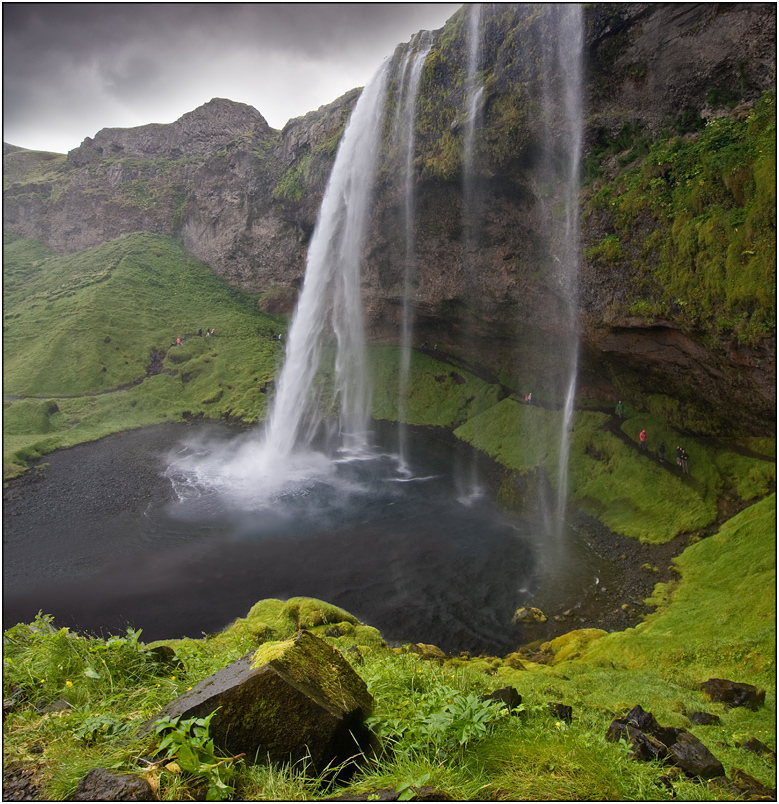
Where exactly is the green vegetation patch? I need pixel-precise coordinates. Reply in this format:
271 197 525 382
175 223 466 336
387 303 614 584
370 346 502 428
2 232 285 477
581 494 776 688
584 91 776 345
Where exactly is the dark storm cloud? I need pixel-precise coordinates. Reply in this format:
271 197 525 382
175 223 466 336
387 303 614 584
3 3 461 153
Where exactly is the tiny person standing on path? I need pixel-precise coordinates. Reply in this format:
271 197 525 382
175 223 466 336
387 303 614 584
639 429 647 451
681 448 689 474
658 442 665 463
616 400 624 419
676 446 682 466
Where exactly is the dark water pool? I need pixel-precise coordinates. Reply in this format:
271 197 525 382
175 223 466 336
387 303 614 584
3 421 612 654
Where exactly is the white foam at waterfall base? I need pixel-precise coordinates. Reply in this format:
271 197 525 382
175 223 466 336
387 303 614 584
164 431 336 513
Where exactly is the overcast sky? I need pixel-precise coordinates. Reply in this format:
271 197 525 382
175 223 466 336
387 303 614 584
3 2 462 154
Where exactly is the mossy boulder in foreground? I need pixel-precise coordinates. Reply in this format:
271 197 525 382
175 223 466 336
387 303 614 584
149 630 374 773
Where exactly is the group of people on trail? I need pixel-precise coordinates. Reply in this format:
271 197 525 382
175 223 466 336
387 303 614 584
676 445 689 473
172 327 215 347
616 401 690 474
524 392 533 404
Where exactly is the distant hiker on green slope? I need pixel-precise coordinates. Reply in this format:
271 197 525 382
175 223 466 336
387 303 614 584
616 400 624 419
639 429 647 451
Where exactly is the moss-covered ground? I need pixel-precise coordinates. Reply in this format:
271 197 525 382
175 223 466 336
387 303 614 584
3 231 775 799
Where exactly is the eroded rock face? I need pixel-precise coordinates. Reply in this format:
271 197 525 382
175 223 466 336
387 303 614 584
67 98 270 164
149 630 374 773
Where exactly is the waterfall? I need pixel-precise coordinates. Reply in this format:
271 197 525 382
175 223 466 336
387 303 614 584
463 2 483 239
261 62 390 462
457 3 485 502
178 5 584 527
393 32 433 469
534 5 584 531
552 6 583 525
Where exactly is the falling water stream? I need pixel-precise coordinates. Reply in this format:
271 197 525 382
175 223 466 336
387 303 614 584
393 32 433 470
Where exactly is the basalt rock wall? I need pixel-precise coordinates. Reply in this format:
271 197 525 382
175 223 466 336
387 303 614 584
3 3 776 435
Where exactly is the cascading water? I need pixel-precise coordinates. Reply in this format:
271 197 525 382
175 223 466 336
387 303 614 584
165 61 391 504
463 2 483 233
534 5 584 533
392 31 433 469
457 2 486 503
264 64 390 462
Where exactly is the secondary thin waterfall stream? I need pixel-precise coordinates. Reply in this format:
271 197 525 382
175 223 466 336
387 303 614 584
393 32 433 470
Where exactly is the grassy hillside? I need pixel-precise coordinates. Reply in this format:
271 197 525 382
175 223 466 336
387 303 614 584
455 397 775 543
3 232 285 477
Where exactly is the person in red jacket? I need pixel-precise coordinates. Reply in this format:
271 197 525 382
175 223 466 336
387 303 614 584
639 429 647 451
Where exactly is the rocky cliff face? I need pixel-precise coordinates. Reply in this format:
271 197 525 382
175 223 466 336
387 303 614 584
3 93 359 301
3 3 776 435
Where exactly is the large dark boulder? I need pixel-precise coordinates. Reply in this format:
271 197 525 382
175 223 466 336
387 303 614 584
701 678 766 710
666 732 725 779
606 704 725 779
148 630 374 774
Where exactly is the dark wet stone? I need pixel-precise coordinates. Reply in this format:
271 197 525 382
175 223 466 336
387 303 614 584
688 711 720 726
666 731 725 779
325 625 344 637
3 765 43 801
482 686 522 713
72 768 155 801
548 702 573 723
34 698 72 715
701 678 765 710
739 737 777 760
714 768 777 801
606 720 668 762
624 704 684 747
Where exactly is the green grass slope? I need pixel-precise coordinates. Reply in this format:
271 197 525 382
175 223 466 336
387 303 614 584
455 397 775 543
3 232 285 477
580 493 776 687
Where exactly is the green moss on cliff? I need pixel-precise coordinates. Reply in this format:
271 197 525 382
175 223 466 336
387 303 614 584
370 346 503 428
584 91 776 345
